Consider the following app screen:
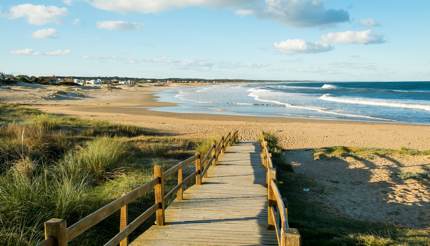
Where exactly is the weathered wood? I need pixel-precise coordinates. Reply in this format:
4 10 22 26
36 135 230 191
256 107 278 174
267 170 275 229
39 237 55 246
154 165 165 226
44 219 67 246
260 136 299 246
195 153 202 185
104 204 157 246
177 164 183 201
211 143 216 161
120 197 128 246
67 178 157 241
132 142 277 246
270 180 287 230
164 156 196 177
281 228 301 246
39 131 249 246
164 182 182 201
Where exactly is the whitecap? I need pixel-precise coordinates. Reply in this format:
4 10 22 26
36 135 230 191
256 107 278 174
247 88 387 120
320 94 430 112
321 84 338 90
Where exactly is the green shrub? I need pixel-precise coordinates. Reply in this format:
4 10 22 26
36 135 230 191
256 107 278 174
58 137 130 183
196 139 214 155
262 132 282 155
52 176 89 220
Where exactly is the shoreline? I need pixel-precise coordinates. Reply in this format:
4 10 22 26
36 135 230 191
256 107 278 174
149 82 430 127
17 84 428 151
1 82 429 150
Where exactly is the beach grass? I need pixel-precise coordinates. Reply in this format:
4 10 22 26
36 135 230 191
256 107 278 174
314 146 430 160
0 104 206 245
264 132 430 246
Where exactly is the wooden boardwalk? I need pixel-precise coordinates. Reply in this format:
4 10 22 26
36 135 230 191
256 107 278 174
131 142 277 246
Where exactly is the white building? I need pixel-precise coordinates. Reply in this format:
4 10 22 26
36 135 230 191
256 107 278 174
85 79 103 86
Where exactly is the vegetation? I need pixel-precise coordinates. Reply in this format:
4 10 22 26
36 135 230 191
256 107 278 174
262 133 430 246
314 146 430 183
314 146 430 160
0 104 207 245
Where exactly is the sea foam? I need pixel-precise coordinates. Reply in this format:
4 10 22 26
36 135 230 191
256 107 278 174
247 88 387 120
320 94 430 112
321 84 338 90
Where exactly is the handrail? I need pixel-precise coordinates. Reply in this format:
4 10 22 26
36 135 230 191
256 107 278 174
260 134 301 246
41 130 239 246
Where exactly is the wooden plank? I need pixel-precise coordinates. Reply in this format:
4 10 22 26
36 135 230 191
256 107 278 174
154 165 165 226
104 204 157 246
67 178 157 241
131 142 277 246
119 202 128 246
44 219 67 246
164 156 196 177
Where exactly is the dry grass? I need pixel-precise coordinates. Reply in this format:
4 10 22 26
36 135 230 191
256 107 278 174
0 104 202 245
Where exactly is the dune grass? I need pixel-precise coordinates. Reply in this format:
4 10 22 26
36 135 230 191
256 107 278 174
314 146 430 160
262 132 430 246
0 104 205 245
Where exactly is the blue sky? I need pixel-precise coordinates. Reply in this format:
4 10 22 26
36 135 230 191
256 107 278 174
1 0 429 81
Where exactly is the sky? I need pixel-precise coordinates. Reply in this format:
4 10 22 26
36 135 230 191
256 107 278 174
0 0 429 81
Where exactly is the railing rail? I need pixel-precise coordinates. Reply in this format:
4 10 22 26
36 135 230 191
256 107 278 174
260 134 301 246
40 130 239 246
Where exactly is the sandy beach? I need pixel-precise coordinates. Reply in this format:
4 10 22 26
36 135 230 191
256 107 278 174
2 83 429 150
1 83 429 230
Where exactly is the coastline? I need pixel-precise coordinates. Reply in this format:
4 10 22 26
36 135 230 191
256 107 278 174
12 84 427 151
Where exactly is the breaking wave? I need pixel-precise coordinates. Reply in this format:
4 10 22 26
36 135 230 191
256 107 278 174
320 94 430 112
248 88 387 120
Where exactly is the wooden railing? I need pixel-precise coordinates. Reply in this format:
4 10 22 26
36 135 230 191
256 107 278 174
40 131 239 246
260 135 301 246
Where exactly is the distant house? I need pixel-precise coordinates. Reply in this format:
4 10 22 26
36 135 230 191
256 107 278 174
85 79 103 86
73 79 85 86
118 80 136 86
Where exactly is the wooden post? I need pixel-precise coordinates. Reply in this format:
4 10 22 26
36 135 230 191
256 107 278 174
44 218 67 246
261 152 267 168
204 150 210 178
120 197 128 246
221 137 225 154
267 171 275 229
177 164 183 200
212 141 218 165
281 228 301 246
195 153 202 185
154 165 165 226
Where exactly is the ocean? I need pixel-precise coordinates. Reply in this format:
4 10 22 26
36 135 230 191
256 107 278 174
153 81 430 124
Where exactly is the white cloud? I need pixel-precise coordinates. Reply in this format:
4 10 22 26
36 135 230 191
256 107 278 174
10 48 39 56
90 0 251 13
321 30 385 45
89 0 349 27
96 20 143 31
72 18 80 25
235 9 254 16
32 28 57 39
263 0 350 27
10 48 71 56
44 49 71 56
63 0 73 6
359 18 379 27
9 4 67 25
274 39 333 54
